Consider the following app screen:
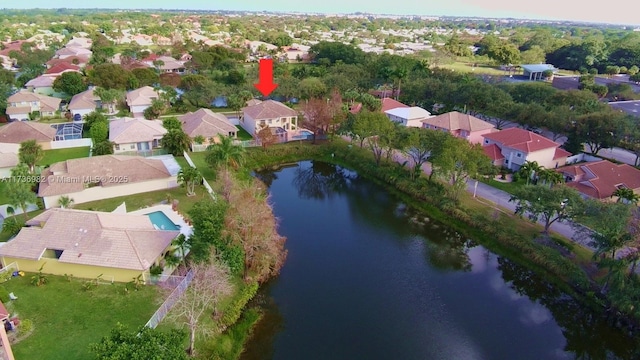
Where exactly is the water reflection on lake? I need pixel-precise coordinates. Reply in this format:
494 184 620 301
243 161 640 360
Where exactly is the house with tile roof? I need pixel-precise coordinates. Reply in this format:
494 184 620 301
126 86 160 117
241 100 299 137
38 155 179 208
0 143 19 178
65 37 92 49
46 56 89 69
179 109 237 145
68 88 101 117
54 46 92 60
0 121 56 147
380 98 409 113
384 106 433 127
0 208 178 283
557 160 640 200
109 118 167 154
6 91 62 120
143 55 185 74
44 62 81 77
421 111 495 144
24 75 57 96
482 128 571 171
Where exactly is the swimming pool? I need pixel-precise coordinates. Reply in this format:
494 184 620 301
147 211 180 230
291 130 314 140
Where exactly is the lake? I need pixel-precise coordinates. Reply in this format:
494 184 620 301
242 161 639 360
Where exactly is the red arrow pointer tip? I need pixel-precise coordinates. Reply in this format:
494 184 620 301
254 58 278 97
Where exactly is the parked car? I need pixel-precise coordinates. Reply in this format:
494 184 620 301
73 114 82 122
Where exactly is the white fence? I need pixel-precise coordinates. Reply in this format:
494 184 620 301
0 262 19 278
144 270 194 329
566 153 602 165
49 138 92 150
191 143 208 152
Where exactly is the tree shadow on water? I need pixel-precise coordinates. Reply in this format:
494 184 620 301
291 160 354 200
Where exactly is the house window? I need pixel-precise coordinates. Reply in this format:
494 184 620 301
516 152 522 158
615 184 627 189
260 120 266 127
152 139 159 148
115 144 120 150
484 139 489 144
505 159 509 164
130 144 135 150
268 119 272 124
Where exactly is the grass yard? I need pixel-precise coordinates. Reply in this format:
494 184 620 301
74 186 210 215
479 177 523 194
437 61 507 76
235 126 254 141
37 147 91 167
37 118 70 124
0 181 8 205
4 274 160 360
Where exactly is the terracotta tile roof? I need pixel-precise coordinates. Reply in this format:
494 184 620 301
0 208 177 271
25 75 55 88
68 88 99 111
349 102 362 114
380 98 409 112
245 99 262 107
482 128 561 153
179 108 237 139
0 40 26 57
0 121 56 143
126 86 159 107
421 111 494 132
554 147 572 160
7 91 62 113
55 46 92 58
243 100 297 120
563 160 640 199
46 56 89 68
108 118 167 144
44 62 81 75
557 164 585 177
38 155 172 197
482 144 504 161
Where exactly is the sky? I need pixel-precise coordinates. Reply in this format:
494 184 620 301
7 0 640 26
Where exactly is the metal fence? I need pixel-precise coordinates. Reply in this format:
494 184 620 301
116 148 168 157
144 269 194 329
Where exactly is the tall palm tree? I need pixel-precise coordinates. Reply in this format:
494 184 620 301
537 169 564 188
205 135 245 169
177 166 202 196
612 187 640 205
393 66 408 101
517 161 542 185
18 140 44 173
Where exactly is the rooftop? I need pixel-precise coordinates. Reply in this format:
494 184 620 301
243 100 297 120
521 64 557 73
179 108 237 139
560 160 640 199
421 111 494 132
385 106 432 120
0 208 177 271
482 128 562 153
380 98 409 113
0 121 56 143
108 118 167 144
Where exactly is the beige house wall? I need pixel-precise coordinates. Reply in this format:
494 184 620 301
42 176 178 208
1 256 151 283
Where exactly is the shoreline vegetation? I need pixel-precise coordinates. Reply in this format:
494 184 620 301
220 138 640 359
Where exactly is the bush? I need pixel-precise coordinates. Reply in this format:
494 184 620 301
0 271 11 284
2 219 25 238
218 282 259 331
0 286 9 303
18 318 33 336
149 264 163 277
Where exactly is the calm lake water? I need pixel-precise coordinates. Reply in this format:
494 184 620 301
242 161 639 360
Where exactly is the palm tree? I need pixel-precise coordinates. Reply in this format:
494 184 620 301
517 161 542 185
612 187 640 205
6 206 16 224
392 66 408 100
18 140 44 173
58 196 74 209
205 135 245 169
537 169 564 188
177 166 202 196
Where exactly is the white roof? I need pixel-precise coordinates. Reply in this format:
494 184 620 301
385 106 432 120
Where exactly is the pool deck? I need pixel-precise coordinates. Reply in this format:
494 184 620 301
128 204 193 238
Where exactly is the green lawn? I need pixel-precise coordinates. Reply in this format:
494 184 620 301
479 177 523 194
236 126 253 141
74 186 210 216
37 147 91 167
4 274 159 360
0 182 8 205
37 118 70 124
438 61 507 76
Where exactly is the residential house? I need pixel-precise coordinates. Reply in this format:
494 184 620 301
54 46 92 60
247 40 278 53
0 208 178 283
65 37 92 49
180 108 237 145
38 155 180 208
0 143 19 178
44 63 81 77
126 86 160 117
381 98 409 113
385 106 433 127
241 100 298 137
68 88 100 117
0 121 56 148
46 56 89 69
153 35 172 46
109 118 167 153
132 34 154 46
24 75 57 96
521 64 558 81
5 91 61 120
143 55 185 74
421 111 495 144
0 54 15 70
481 128 571 171
282 44 310 62
558 160 640 200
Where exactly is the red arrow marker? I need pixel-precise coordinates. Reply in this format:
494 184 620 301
254 58 278 97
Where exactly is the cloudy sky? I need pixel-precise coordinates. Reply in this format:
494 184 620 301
9 0 640 26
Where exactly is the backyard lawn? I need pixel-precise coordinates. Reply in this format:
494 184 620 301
37 117 70 124
437 61 507 76
4 274 160 360
236 126 254 141
37 147 91 167
0 182 8 205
